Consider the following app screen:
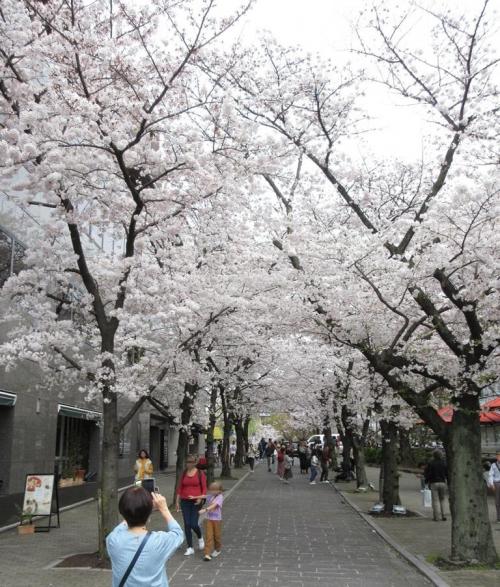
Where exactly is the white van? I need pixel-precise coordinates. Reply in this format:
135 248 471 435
307 434 342 451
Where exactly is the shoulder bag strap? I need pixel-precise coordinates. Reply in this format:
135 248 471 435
118 532 151 587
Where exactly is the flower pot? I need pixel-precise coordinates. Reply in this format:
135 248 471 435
74 468 86 482
18 523 35 535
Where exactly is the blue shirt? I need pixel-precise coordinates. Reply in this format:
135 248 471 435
106 519 183 587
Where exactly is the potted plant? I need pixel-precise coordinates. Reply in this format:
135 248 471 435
17 512 35 535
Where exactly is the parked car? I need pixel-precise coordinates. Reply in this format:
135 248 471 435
307 434 343 452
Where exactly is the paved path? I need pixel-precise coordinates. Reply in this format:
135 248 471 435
342 467 500 587
167 464 431 586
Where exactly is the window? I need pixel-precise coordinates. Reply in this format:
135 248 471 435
0 225 25 287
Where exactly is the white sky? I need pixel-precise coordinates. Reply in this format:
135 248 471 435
217 0 499 161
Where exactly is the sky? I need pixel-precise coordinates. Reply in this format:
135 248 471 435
216 0 499 162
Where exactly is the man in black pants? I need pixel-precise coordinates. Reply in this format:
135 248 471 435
265 439 274 472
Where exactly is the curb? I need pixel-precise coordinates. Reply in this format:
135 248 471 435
336 487 450 587
223 470 251 501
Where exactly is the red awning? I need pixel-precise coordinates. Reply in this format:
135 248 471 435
436 404 500 424
483 397 500 410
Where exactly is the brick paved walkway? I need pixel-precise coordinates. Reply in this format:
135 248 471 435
167 464 431 586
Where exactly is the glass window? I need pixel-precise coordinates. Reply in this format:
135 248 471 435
0 230 12 287
0 226 26 287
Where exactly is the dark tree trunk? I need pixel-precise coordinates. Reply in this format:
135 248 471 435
172 383 196 503
341 431 352 474
445 394 496 563
173 428 189 504
322 423 337 469
243 416 250 453
352 438 368 488
234 416 245 468
380 419 400 512
205 385 218 486
219 385 232 478
399 428 414 467
98 385 119 559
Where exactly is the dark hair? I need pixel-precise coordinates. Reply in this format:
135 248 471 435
432 450 443 460
119 487 153 527
138 449 149 459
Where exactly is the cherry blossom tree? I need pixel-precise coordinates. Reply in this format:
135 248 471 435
0 0 254 556
226 0 499 563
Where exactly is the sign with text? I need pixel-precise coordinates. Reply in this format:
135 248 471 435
22 474 55 517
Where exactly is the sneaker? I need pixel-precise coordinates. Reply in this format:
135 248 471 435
211 550 221 558
203 555 211 561
310 481 316 485
184 547 195 556
198 538 205 550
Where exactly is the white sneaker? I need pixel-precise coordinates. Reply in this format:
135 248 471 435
198 538 205 550
310 481 317 485
211 550 221 558
184 547 194 556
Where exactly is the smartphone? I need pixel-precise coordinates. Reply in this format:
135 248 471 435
141 478 157 493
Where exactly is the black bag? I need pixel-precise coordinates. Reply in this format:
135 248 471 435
118 531 151 587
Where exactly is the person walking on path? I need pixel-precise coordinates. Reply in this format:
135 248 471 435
309 450 320 485
265 439 275 472
258 437 267 460
488 451 500 522
320 444 331 484
107 487 183 587
134 449 154 482
229 441 236 466
247 444 257 473
199 481 224 561
277 446 286 480
176 455 207 556
424 450 448 521
298 441 308 474
283 450 293 484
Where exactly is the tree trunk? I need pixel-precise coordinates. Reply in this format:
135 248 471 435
234 416 245 468
352 437 368 488
219 386 232 478
173 427 189 504
98 387 119 559
341 431 352 474
399 428 414 467
205 386 218 486
380 419 400 512
220 419 232 478
243 416 250 453
172 382 196 502
445 394 496 563
322 423 338 469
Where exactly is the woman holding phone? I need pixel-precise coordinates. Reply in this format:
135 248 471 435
175 455 207 556
107 487 183 586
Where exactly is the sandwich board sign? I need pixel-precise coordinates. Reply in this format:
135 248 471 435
21 474 60 532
